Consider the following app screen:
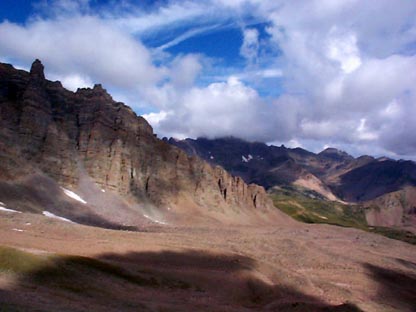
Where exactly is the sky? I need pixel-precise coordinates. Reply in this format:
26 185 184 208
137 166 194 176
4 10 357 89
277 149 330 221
0 0 416 159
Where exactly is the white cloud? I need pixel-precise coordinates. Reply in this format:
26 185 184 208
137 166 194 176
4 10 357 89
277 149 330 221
149 76 279 141
240 28 259 64
326 27 361 73
170 54 202 89
254 0 416 157
113 1 221 36
142 111 168 127
0 16 163 89
1 0 416 158
356 118 378 141
260 69 282 78
154 25 221 51
48 73 93 91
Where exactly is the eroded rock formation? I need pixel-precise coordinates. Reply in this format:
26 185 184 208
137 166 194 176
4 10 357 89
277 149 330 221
0 60 278 226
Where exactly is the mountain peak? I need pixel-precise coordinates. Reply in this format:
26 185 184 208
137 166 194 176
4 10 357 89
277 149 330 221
76 83 113 101
30 59 45 80
318 147 353 160
93 83 105 91
320 147 341 154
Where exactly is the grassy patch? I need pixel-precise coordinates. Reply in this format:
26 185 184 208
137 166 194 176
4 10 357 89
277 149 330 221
0 246 191 294
0 246 46 274
270 186 416 245
271 186 368 229
369 227 416 245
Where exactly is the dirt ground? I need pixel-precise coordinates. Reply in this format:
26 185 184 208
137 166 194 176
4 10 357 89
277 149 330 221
0 211 415 312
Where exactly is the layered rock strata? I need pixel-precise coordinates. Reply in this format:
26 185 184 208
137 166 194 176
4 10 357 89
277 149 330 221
0 60 277 226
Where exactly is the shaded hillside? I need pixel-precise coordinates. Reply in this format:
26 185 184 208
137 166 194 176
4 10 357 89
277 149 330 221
168 137 307 189
334 160 416 202
169 137 416 229
169 137 416 201
0 60 281 228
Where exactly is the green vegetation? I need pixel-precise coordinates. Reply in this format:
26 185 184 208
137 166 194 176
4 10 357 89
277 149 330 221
0 246 191 293
369 227 416 245
0 246 46 274
270 186 416 245
271 186 368 229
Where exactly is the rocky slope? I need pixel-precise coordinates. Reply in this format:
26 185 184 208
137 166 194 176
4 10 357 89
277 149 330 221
364 186 416 228
169 137 416 228
0 60 281 228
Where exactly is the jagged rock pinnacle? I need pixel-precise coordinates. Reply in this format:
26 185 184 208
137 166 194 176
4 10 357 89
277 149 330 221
30 59 45 80
93 83 104 90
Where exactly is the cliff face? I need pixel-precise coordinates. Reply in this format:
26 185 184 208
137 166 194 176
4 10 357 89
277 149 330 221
0 60 278 227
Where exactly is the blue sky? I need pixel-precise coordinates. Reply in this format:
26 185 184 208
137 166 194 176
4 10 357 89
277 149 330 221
0 0 416 159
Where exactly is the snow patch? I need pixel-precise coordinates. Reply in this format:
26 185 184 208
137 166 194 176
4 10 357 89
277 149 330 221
101 189 106 193
0 201 5 206
0 207 21 213
43 211 74 223
12 228 24 232
210 156 214 160
242 154 253 163
143 213 167 225
61 187 87 204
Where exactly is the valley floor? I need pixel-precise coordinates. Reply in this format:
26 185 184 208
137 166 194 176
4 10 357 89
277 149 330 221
0 212 415 312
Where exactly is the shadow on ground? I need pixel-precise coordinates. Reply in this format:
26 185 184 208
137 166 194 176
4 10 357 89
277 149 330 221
364 261 416 312
0 247 362 312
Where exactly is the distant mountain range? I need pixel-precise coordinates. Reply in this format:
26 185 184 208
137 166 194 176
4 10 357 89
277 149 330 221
168 137 416 229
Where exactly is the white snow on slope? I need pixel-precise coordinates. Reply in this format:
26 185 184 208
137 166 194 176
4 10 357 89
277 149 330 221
43 211 74 223
143 214 167 225
242 154 253 163
0 206 21 213
61 187 87 204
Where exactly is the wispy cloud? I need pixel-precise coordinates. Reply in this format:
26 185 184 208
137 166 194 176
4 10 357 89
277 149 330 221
154 24 224 51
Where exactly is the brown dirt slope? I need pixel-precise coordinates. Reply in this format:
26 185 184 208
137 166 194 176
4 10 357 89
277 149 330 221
0 212 415 311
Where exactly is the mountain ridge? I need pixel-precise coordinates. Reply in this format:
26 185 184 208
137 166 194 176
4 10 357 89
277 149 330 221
0 60 285 228
168 136 416 229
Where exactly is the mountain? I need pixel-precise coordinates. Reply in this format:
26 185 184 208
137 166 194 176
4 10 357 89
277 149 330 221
168 137 416 229
0 60 285 229
1 61 416 312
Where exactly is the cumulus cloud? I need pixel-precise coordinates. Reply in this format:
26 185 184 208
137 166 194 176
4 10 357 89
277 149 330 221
1 0 416 158
325 27 361 74
0 16 162 89
169 54 202 89
252 0 416 157
146 77 276 140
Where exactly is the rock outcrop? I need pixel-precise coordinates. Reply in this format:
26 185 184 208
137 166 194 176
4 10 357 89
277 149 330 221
0 60 279 227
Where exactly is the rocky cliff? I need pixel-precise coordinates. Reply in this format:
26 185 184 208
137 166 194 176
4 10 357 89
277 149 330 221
0 60 280 227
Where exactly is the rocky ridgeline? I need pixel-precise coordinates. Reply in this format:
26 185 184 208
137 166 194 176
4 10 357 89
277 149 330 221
0 60 275 225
